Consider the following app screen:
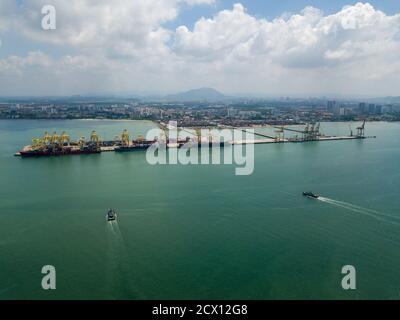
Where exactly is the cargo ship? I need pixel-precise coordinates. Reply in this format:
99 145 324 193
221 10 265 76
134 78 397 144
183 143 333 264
14 129 229 158
16 145 101 158
115 140 156 152
15 130 101 158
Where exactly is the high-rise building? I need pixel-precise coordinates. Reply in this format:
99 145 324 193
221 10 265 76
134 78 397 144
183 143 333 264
358 102 366 115
382 105 392 114
327 100 336 113
368 104 376 114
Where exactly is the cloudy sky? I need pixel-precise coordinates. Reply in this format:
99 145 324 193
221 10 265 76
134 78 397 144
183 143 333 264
0 0 399 97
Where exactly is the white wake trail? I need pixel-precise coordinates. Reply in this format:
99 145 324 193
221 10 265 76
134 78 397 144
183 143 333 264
318 197 400 226
320 197 400 220
105 219 136 298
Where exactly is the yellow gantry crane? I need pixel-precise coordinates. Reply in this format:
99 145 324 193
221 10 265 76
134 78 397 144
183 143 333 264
43 131 52 145
31 131 53 150
78 136 86 149
49 132 60 149
90 130 99 145
31 138 44 149
121 129 130 147
31 130 103 151
59 131 71 147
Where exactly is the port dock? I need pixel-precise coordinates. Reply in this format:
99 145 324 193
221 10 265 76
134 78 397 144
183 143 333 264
233 135 365 145
15 121 374 157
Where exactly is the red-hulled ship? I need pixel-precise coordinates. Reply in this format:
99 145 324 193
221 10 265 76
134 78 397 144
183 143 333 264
16 145 101 158
15 130 101 158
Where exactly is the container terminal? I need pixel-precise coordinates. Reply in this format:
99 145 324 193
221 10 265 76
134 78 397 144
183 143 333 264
14 121 374 158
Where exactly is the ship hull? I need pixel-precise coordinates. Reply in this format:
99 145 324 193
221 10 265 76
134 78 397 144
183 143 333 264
302 192 319 199
19 149 101 158
115 142 155 152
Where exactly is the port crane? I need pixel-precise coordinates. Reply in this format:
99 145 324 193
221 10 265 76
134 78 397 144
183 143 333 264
184 124 280 143
59 131 70 147
31 131 72 151
31 138 44 149
78 136 86 149
218 124 277 141
356 120 366 138
274 126 285 142
269 122 321 141
121 129 130 147
117 129 149 146
306 122 321 141
51 132 59 144
43 131 52 145
15 122 374 158
90 130 100 145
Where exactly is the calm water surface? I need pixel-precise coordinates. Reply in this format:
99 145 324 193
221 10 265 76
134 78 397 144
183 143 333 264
0 120 399 299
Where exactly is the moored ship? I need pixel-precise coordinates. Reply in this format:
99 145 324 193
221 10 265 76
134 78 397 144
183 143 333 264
114 130 156 152
15 130 101 158
115 141 156 152
17 145 101 157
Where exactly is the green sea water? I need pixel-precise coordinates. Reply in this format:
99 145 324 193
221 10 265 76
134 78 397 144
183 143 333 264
0 120 399 300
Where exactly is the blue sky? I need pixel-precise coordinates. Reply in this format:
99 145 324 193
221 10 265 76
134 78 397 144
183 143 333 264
172 0 400 28
3 1 400 58
1 0 400 96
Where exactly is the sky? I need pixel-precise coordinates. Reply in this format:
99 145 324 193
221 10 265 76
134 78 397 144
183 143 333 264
0 0 400 97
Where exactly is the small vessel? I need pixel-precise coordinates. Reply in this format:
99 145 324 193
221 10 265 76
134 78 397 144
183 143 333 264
303 191 320 199
106 209 117 221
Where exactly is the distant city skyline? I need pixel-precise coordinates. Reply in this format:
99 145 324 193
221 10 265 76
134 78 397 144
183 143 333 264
0 1 400 96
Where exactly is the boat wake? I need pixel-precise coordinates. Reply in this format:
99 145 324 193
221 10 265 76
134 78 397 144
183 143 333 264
105 220 142 298
106 220 127 295
318 197 400 225
108 220 124 242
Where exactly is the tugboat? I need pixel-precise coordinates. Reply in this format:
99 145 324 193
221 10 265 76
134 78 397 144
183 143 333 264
303 192 320 199
106 209 117 222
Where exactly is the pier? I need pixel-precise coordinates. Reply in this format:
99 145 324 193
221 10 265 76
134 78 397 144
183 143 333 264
15 121 375 157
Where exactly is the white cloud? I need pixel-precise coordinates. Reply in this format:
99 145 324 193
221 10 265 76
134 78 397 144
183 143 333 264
0 0 17 32
174 4 259 59
0 1 399 96
185 0 216 6
174 2 400 69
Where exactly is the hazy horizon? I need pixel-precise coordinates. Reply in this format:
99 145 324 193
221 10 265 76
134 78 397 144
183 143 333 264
0 87 398 100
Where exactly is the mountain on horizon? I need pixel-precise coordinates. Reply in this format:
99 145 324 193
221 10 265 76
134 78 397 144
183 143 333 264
164 87 227 102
